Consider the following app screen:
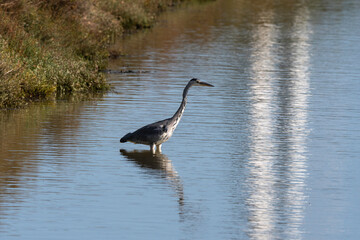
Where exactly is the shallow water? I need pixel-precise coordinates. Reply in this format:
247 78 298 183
1 0 360 239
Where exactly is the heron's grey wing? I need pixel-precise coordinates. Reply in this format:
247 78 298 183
128 119 170 144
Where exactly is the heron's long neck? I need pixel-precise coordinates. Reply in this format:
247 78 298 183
171 83 192 125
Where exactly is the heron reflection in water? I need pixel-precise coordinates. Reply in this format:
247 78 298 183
120 149 184 207
120 78 214 153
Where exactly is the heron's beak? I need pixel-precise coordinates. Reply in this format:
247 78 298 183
199 81 214 87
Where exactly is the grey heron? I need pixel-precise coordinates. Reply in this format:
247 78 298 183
120 78 214 153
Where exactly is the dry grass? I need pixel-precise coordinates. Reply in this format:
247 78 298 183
0 0 186 108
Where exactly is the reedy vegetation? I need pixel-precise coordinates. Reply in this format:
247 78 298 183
0 0 184 108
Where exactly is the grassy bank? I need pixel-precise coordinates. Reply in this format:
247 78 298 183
0 0 187 109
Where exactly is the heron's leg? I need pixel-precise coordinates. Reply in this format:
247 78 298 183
156 144 162 153
150 144 156 154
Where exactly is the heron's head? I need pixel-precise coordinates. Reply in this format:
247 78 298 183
189 78 214 87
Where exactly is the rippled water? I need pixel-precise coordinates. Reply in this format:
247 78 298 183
1 0 360 239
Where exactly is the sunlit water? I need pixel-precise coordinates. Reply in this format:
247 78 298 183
1 0 360 239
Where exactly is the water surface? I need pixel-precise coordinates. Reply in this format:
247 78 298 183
1 0 360 239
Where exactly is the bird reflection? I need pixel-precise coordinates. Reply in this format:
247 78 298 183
120 149 184 208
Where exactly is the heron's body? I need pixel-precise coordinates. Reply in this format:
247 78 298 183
120 78 213 153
